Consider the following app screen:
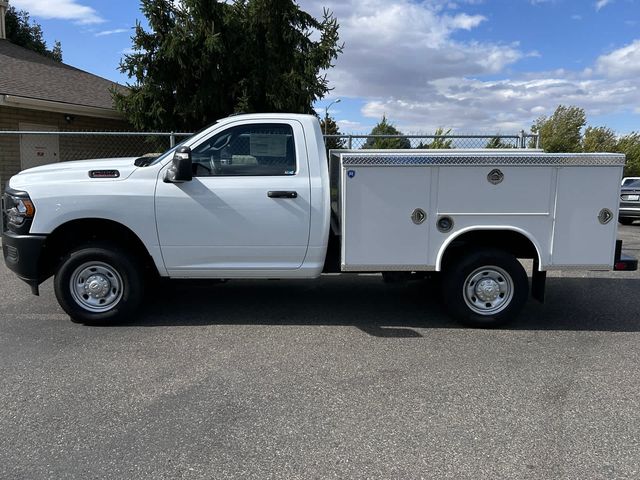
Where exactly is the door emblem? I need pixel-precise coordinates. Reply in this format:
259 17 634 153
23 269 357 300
487 169 504 185
347 170 356 178
411 208 426 225
598 208 613 225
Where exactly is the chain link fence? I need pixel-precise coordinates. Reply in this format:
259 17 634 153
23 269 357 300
0 129 538 191
0 130 192 163
325 133 539 150
0 130 539 160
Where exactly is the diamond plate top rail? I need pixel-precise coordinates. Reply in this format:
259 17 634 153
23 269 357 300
336 152 626 167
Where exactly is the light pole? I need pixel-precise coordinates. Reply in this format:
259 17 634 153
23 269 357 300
324 99 341 136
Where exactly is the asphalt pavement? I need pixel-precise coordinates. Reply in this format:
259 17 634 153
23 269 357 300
1 225 640 479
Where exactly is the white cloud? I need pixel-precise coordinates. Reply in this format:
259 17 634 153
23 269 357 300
447 13 486 30
10 0 104 24
299 0 521 100
595 0 614 10
596 40 640 78
299 0 640 133
95 28 129 37
337 119 370 132
360 74 640 133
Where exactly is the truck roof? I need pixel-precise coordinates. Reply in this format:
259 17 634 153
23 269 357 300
217 113 318 125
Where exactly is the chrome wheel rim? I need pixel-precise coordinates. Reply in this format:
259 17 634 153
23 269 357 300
463 266 514 316
69 262 124 313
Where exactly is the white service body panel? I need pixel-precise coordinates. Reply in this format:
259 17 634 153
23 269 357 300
334 151 625 272
341 166 431 270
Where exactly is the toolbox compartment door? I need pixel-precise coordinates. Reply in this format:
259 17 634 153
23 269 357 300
342 166 430 270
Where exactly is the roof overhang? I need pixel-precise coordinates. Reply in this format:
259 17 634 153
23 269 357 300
0 94 123 120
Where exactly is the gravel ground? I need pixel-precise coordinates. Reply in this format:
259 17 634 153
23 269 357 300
1 225 639 479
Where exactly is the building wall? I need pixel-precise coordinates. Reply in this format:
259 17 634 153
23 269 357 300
0 106 167 192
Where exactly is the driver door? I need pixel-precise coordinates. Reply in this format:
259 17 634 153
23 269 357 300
155 120 311 276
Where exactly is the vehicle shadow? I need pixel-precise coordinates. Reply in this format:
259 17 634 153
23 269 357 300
133 275 640 334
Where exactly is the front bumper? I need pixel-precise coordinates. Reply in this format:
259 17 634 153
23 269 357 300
2 230 47 295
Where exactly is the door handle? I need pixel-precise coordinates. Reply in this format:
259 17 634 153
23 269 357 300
268 191 298 199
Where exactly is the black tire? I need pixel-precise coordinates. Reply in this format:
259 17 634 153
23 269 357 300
54 243 144 325
618 217 635 226
442 248 528 328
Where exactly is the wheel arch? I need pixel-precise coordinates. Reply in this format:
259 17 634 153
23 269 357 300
39 218 160 281
436 226 543 272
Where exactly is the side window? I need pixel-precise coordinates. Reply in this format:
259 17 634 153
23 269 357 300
191 123 296 177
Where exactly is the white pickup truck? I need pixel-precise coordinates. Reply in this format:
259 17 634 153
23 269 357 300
2 113 637 327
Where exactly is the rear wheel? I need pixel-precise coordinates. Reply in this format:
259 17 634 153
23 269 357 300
442 248 528 328
54 243 144 325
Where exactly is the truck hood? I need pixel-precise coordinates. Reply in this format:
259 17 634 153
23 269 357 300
9 157 140 190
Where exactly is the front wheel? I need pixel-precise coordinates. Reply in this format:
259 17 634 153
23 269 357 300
619 217 635 226
54 243 144 325
442 249 528 328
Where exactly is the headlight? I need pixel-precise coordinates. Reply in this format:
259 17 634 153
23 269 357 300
3 191 36 231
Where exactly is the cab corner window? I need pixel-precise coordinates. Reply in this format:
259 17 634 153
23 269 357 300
192 123 296 177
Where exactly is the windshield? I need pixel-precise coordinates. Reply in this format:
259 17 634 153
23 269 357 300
148 122 221 166
625 180 640 189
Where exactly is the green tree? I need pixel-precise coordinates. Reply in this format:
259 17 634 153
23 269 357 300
582 126 618 152
5 6 62 61
320 116 345 150
421 127 453 149
363 116 411 149
485 135 513 149
618 132 640 177
115 0 342 131
531 105 586 153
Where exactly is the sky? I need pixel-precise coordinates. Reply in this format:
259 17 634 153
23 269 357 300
9 0 640 134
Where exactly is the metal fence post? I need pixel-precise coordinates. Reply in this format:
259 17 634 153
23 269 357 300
348 136 353 149
170 132 176 148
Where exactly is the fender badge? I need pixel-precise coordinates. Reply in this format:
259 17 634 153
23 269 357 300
347 170 356 179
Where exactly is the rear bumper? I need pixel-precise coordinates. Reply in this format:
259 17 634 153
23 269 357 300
614 239 638 271
1 230 47 294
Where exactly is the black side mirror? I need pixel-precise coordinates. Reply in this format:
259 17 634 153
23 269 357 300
164 146 193 183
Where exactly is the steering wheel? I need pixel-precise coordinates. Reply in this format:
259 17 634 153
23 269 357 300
208 134 232 174
211 134 231 151
210 154 222 174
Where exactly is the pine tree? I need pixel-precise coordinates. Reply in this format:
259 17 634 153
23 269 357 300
320 116 345 150
115 0 342 131
363 116 411 149
5 6 63 61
